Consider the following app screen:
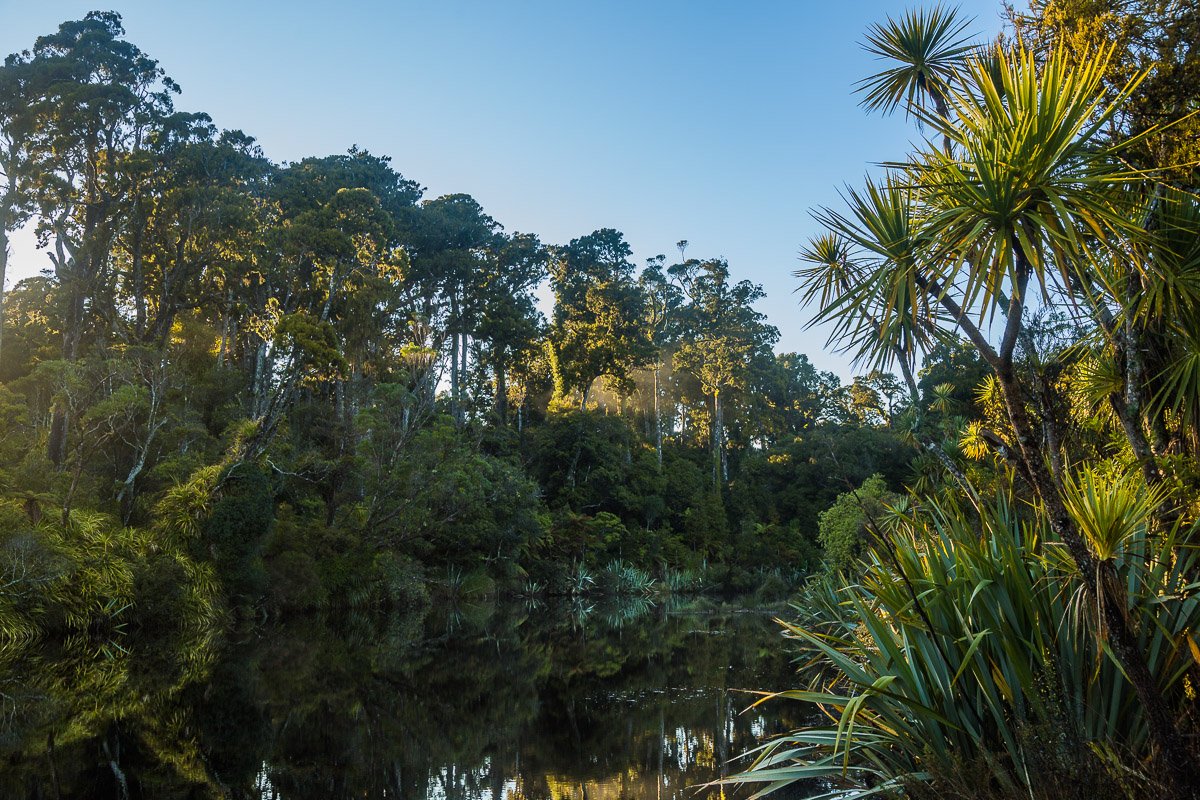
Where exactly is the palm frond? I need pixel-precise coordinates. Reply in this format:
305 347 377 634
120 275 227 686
909 45 1149 325
857 5 977 116
801 175 943 370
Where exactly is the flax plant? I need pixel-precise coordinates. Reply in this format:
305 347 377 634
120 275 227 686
733 485 1199 799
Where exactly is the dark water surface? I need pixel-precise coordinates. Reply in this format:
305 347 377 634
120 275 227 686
1 598 808 799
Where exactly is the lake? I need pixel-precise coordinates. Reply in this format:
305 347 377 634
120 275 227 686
0 597 812 799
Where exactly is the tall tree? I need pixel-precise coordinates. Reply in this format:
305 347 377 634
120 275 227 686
122 116 270 347
639 254 683 467
473 232 547 424
549 228 653 409
406 193 500 422
0 57 36 364
15 12 178 463
671 258 777 484
237 151 409 461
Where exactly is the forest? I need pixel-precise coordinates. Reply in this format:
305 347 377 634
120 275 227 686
0 10 921 630
2 1 1200 799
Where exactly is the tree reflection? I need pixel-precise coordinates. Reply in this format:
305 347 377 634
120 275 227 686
0 600 805 799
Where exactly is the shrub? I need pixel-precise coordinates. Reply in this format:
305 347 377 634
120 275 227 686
734 489 1200 799
816 473 898 572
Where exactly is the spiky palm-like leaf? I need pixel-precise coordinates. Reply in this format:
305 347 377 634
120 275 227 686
1137 188 1200 325
1151 331 1200 440
1062 466 1166 562
800 175 944 369
857 5 977 116
910 45 1149 326
729 490 1199 799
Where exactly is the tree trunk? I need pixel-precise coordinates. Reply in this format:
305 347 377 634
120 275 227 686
930 87 953 154
1118 300 1164 487
117 421 162 525
495 354 508 424
252 337 270 418
0 226 8 367
1090 281 1167 490
131 207 146 338
48 249 88 466
449 294 460 422
460 331 468 418
48 406 68 467
711 389 724 487
335 378 347 436
653 364 663 469
217 292 232 369
718 399 728 483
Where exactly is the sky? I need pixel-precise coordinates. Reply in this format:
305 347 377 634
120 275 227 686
0 1 1006 378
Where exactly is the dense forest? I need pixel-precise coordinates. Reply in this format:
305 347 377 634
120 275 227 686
0 10 922 638
2 1 1200 799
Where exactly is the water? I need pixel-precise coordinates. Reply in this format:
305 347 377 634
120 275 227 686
0 597 809 799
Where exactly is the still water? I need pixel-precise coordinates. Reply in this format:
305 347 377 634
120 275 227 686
0 598 809 799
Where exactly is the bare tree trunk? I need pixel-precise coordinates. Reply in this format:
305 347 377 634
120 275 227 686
718 397 728 483
252 337 270 418
460 330 468 418
653 364 663 469
0 227 8 367
48 276 86 467
117 415 167 526
217 290 233 369
1119 286 1164 486
130 205 146 338
495 354 508 424
1088 279 1166 489
449 294 460 422
711 389 724 486
335 379 347 433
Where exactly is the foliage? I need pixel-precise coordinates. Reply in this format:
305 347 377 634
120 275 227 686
746 2 1200 797
816 474 899 572
0 9 919 698
738 488 1199 800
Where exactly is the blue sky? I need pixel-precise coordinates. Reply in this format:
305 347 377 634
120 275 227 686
1 1 1005 377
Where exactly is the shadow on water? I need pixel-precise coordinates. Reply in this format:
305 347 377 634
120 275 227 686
0 597 813 799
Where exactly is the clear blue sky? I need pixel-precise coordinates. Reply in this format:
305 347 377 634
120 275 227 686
1 1 1004 377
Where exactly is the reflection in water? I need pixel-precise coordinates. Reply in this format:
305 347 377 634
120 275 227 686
0 598 809 799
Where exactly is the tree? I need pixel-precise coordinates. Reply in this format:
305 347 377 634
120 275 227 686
1008 0 1200 467
122 117 270 348
858 6 975 150
1008 0 1200 178
0 57 37 364
549 229 653 409
406 193 500 421
14 12 178 464
236 151 409 464
817 473 898 571
473 232 547 424
671 258 778 485
755 353 836 443
639 255 683 466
